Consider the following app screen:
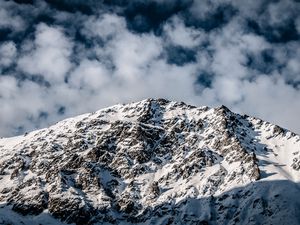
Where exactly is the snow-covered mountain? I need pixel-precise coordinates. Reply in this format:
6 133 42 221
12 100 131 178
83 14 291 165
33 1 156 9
0 98 299 225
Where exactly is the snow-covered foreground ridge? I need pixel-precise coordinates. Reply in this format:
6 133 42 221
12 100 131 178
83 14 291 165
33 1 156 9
0 98 300 225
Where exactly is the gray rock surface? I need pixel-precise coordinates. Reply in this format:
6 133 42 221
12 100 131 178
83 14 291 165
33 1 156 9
0 98 299 225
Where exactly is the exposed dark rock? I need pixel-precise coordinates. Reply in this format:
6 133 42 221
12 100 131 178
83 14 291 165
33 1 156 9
0 99 298 225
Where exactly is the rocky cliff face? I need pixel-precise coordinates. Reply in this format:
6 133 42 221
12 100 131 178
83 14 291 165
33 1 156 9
0 99 299 225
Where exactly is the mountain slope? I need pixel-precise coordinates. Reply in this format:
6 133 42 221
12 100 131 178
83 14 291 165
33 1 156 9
0 98 299 225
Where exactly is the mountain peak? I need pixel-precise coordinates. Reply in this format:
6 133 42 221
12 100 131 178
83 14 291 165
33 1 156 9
0 100 299 224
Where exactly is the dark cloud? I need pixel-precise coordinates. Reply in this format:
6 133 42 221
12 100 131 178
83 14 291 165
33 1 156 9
0 0 300 136
45 0 93 14
0 28 13 42
165 45 197 66
122 0 192 33
195 71 214 89
245 49 280 75
184 3 237 31
247 19 300 43
12 0 34 4
57 106 66 115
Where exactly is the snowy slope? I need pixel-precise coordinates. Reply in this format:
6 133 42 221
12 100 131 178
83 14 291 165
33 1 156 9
0 98 299 225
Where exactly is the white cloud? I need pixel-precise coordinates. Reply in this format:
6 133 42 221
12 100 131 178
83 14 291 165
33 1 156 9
199 73 300 133
1 1 300 137
0 42 17 67
213 76 243 104
236 75 300 133
266 0 299 26
208 19 270 79
189 0 230 21
163 17 205 48
0 75 17 100
230 1 263 18
82 14 127 41
110 32 163 80
0 76 47 135
296 16 300 36
18 23 73 83
86 14 164 81
69 59 111 90
0 8 25 31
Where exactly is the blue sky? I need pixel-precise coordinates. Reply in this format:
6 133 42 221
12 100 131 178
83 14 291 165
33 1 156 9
0 0 300 136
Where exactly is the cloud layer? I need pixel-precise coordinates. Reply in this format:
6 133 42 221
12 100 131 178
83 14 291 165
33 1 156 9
0 0 300 136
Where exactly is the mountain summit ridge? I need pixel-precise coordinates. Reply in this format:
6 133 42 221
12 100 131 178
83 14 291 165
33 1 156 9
0 98 299 225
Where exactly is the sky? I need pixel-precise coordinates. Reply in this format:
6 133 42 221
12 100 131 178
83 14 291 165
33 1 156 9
0 0 300 137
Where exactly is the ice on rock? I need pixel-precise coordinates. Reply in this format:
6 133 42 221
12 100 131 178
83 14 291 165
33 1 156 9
0 98 299 225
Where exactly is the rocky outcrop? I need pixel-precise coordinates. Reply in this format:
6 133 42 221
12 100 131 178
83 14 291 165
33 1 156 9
0 98 299 225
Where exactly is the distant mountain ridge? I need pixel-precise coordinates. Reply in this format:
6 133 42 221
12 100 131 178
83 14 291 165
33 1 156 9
0 98 299 225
